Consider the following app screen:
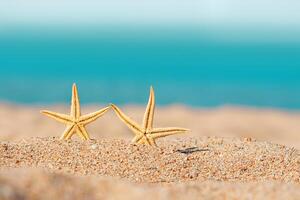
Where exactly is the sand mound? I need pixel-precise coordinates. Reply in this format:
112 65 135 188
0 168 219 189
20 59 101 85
1 137 299 183
1 168 300 200
1 105 300 199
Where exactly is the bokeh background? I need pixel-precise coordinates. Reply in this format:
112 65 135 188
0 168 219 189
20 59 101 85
0 0 300 109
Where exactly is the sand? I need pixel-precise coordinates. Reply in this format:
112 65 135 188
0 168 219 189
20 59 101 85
1 103 300 199
1 169 300 200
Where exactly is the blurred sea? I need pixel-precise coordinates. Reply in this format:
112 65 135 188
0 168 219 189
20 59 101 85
0 27 300 109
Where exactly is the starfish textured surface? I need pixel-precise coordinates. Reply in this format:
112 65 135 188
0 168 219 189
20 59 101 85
41 84 110 140
111 86 189 146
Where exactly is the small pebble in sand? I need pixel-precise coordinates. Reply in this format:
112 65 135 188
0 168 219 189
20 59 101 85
90 144 98 150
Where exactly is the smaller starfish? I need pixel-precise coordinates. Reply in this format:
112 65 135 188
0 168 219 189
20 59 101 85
111 86 189 146
41 83 110 140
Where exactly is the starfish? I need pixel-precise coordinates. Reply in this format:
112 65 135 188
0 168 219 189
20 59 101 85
41 83 110 140
111 86 189 146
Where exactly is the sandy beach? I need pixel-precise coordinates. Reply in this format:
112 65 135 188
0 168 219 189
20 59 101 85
1 103 300 199
1 1 299 199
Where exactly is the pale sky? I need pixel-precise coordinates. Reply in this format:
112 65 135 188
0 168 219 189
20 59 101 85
1 0 300 27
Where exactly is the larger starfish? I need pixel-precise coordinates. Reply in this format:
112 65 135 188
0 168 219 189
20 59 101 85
111 86 189 146
41 83 110 140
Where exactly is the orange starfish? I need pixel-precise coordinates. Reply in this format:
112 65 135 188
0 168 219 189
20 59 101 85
41 83 110 140
111 86 189 146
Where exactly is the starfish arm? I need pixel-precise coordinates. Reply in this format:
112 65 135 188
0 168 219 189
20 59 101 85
137 137 151 145
41 110 73 124
149 127 189 139
76 125 90 140
131 134 144 143
60 125 75 140
79 106 110 125
142 86 155 131
148 138 157 146
71 83 81 119
110 104 143 135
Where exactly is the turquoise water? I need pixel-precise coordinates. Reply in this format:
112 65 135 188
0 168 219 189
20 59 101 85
0 27 300 109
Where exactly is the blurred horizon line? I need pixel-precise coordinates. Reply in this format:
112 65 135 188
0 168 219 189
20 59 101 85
1 25 300 43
